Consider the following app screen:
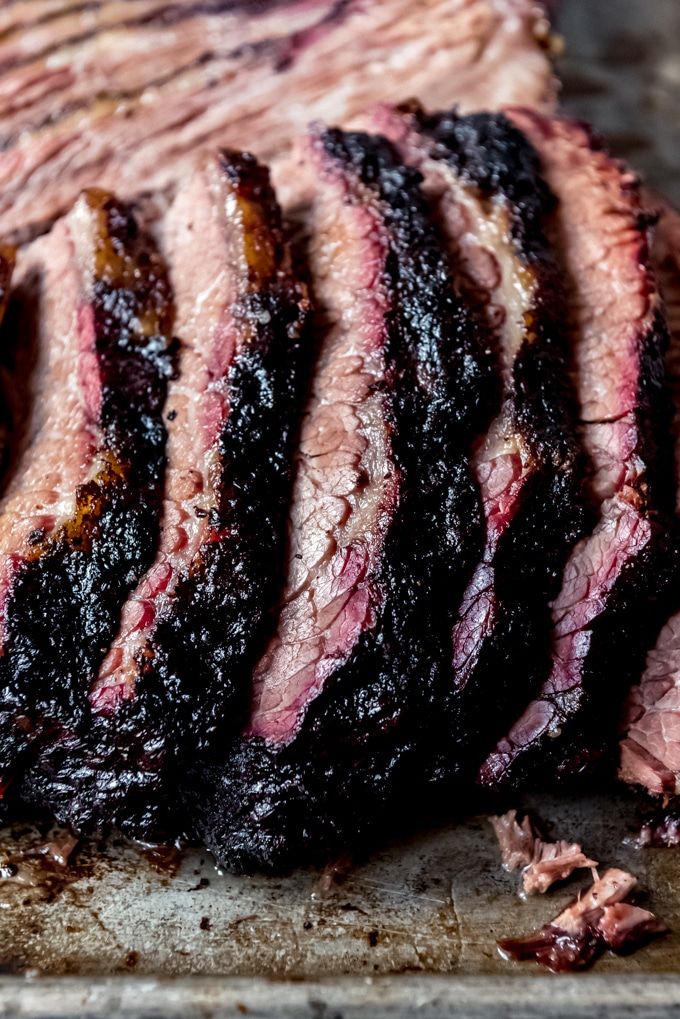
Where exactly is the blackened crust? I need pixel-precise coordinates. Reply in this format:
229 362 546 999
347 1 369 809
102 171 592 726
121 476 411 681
193 128 492 872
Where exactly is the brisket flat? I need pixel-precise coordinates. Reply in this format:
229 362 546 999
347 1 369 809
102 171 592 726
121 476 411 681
480 112 672 789
192 126 491 872
375 103 585 780
620 201 680 797
20 152 308 835
0 191 174 807
0 0 555 242
0 247 16 475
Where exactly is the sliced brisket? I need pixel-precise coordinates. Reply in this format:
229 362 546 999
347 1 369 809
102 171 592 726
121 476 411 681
0 0 555 242
0 190 174 804
192 126 491 872
21 152 308 835
375 103 584 779
480 112 672 789
0 246 16 474
620 201 680 797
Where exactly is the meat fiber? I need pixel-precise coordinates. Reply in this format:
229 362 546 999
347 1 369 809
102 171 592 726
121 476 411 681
0 191 174 807
0 0 556 243
620 202 680 797
375 104 584 780
498 868 667 971
490 810 597 895
192 126 492 872
480 112 672 790
19 152 308 835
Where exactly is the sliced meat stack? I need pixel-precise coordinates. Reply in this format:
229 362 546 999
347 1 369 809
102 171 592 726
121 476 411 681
620 201 680 797
0 191 174 807
376 103 585 781
21 152 309 835
0 0 555 242
191 126 492 872
0 100 676 871
481 112 672 789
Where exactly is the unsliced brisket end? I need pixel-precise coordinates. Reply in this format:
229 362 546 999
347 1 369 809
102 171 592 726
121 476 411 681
0 191 174 805
21 152 309 836
0 0 556 243
376 103 585 781
480 111 673 790
620 201 680 797
193 126 491 873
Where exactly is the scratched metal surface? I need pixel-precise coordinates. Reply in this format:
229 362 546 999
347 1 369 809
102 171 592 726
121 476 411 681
2 1 680 1015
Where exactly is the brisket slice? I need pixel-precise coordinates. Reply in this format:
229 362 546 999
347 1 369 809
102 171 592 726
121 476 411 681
0 0 555 242
0 191 174 806
0 247 16 475
192 126 491 872
20 152 308 836
480 111 673 789
620 201 680 797
375 103 585 780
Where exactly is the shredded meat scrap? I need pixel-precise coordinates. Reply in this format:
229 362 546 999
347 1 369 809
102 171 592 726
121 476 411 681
490 810 597 895
498 868 667 971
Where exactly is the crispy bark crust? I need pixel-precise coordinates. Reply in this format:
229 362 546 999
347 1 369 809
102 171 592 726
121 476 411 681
20 154 309 835
194 128 492 873
0 191 174 800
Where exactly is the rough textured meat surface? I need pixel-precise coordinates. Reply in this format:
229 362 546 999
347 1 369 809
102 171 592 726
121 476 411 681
20 153 308 836
192 126 491 873
0 0 555 242
0 191 174 807
480 112 672 789
620 202 680 797
498 868 667 971
376 104 584 781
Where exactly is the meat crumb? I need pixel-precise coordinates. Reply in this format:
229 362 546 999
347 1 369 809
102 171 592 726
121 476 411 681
311 856 352 900
489 810 597 894
498 867 667 971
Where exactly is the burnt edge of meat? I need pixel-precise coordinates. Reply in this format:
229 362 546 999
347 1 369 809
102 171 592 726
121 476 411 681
404 108 587 785
193 128 494 873
0 192 175 802
21 155 310 837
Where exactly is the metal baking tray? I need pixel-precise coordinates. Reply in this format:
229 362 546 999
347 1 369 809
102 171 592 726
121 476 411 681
2 1 680 1014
